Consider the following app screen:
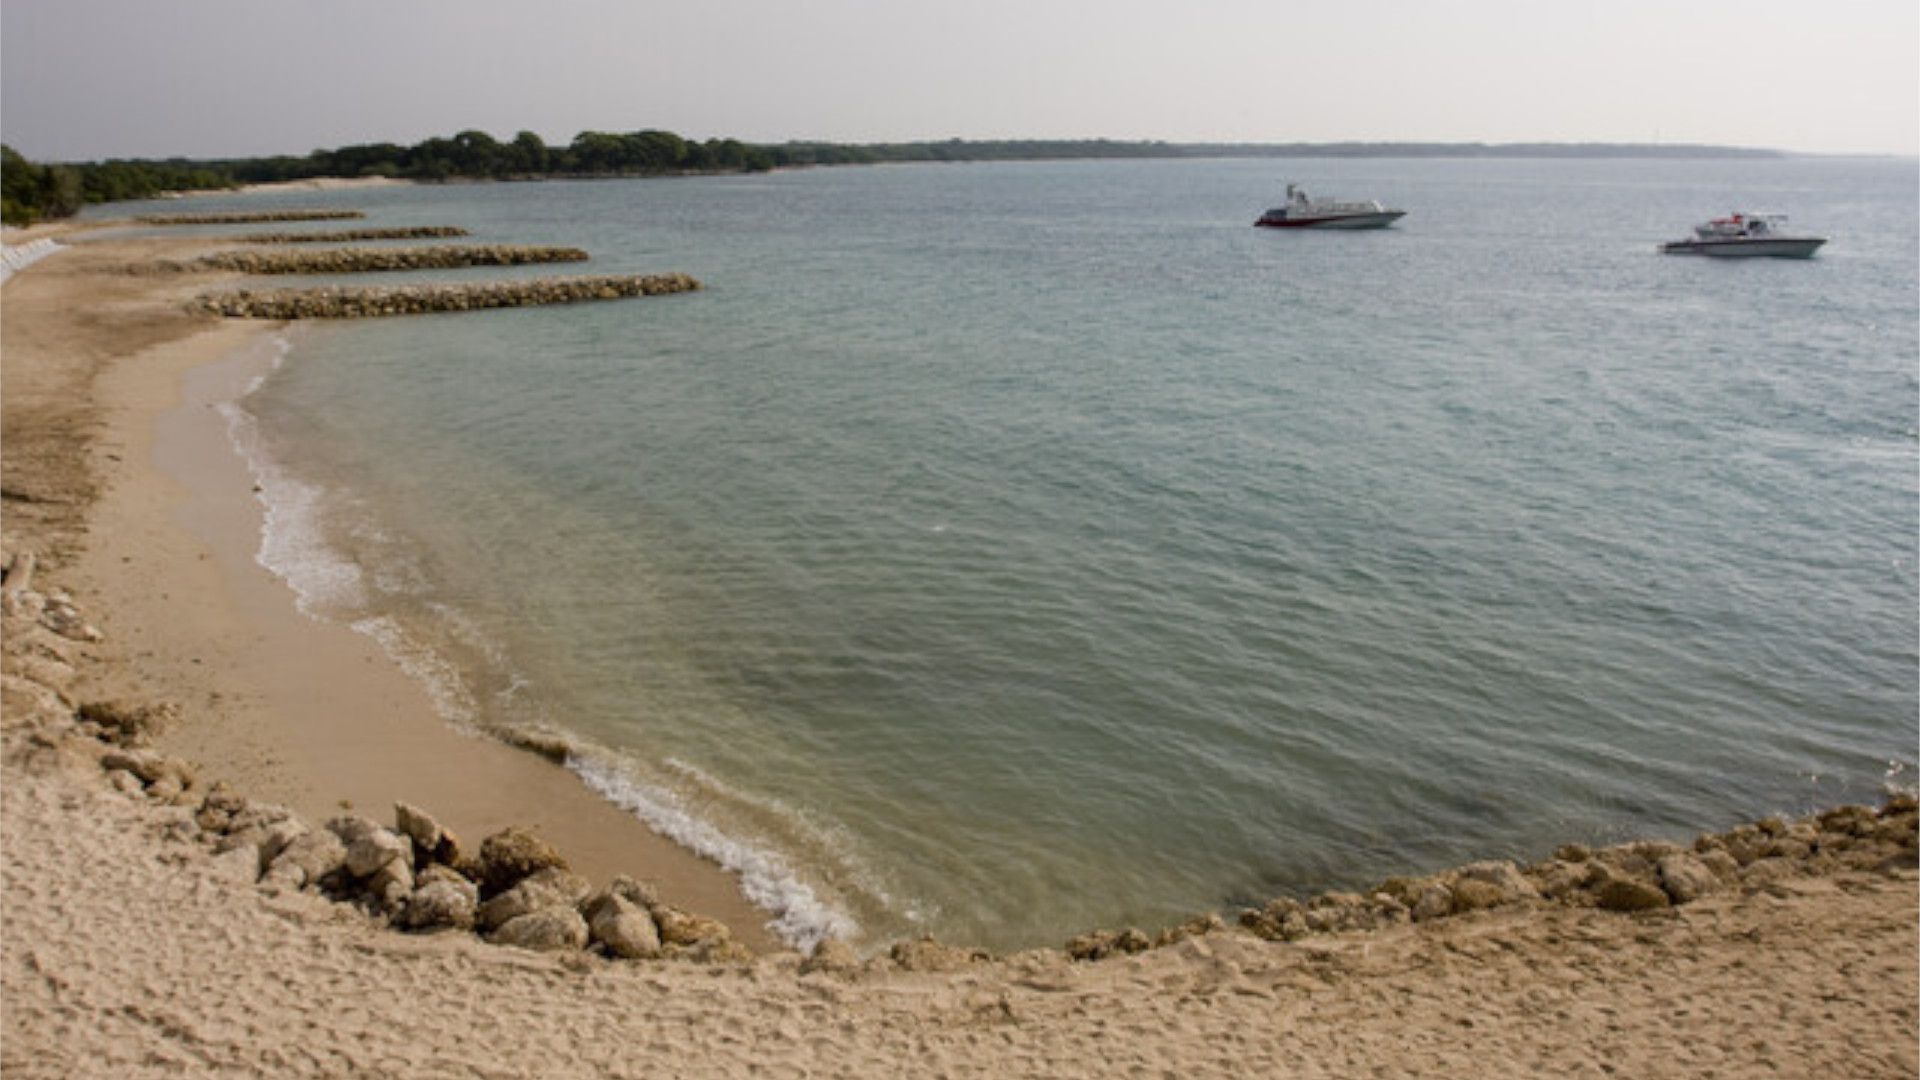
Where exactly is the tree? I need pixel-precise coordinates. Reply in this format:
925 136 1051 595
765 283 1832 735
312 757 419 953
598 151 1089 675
510 131 548 174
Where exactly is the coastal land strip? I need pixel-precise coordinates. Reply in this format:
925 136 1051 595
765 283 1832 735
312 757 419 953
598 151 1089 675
2 218 1915 1078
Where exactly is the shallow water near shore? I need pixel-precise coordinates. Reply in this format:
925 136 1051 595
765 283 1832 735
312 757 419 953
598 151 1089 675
109 157 1919 951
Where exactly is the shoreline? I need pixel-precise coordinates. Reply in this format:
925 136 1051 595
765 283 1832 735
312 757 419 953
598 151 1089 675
4 227 776 950
2 215 1916 1076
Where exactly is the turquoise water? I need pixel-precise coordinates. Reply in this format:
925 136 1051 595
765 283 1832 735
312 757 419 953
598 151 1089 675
115 158 1919 950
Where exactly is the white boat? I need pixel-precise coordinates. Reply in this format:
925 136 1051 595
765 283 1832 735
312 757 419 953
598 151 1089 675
1254 184 1405 229
1660 213 1825 258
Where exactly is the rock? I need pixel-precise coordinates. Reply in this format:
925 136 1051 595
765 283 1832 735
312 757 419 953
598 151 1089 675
1454 860 1538 900
217 803 300 860
586 893 661 960
138 209 367 225
394 802 461 866
210 843 262 883
263 830 347 890
606 874 661 913
1818 805 1877 837
1448 878 1508 912
366 858 415 915
344 827 410 879
1594 876 1670 912
403 875 479 931
326 814 382 846
1764 838 1813 861
477 826 569 897
105 768 144 795
1656 853 1721 904
197 274 703 321
195 782 247 833
654 906 734 949
490 907 589 953
76 700 177 745
889 935 984 973
1410 883 1454 922
99 748 166 785
800 940 860 976
146 774 183 803
1883 793 1918 816
1527 860 1587 900
1155 913 1225 947
257 818 310 869
1697 849 1740 880
477 867 592 931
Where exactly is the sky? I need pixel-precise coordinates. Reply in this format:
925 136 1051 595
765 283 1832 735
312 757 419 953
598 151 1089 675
2 0 1915 161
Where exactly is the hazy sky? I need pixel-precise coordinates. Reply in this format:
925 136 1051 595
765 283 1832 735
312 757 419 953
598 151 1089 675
3 0 1915 160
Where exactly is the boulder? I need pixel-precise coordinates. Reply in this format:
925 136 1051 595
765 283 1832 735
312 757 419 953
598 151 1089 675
490 907 589 953
262 829 348 890
889 935 984 973
394 802 461 866
404 875 479 931
366 858 415 915
1454 860 1538 901
654 906 734 948
1448 879 1508 913
1410 883 1453 922
477 826 569 896
344 827 410 879
477 867 592 931
800 940 861 976
586 893 661 960
607 874 661 913
195 782 248 833
1594 876 1670 912
1656 853 1721 904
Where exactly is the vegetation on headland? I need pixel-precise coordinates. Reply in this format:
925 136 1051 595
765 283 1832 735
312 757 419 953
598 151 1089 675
2 130 1787 226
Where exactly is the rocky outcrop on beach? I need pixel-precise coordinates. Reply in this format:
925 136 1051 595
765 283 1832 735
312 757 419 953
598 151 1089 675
1093 796 1919 959
194 273 702 318
0 549 751 967
235 226 470 243
188 244 589 274
135 210 367 225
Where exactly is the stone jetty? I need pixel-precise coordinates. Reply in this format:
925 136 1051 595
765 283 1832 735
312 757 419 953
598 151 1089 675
135 209 366 225
236 226 471 243
192 244 588 274
196 273 702 318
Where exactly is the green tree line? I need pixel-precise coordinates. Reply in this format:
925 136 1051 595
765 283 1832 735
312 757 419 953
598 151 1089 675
3 130 1781 225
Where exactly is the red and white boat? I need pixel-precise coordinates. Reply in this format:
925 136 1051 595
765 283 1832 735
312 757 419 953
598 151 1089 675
1255 184 1406 229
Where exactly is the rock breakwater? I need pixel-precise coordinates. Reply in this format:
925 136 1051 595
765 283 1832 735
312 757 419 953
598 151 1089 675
1060 794 1919 962
236 226 471 243
135 209 366 225
192 244 589 274
194 273 702 318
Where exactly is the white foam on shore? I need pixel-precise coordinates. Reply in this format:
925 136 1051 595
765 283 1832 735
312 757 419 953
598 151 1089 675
569 753 860 952
348 614 481 729
216 333 368 616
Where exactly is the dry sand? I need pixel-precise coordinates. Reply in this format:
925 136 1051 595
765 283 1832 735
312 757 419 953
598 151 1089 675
2 222 1916 1078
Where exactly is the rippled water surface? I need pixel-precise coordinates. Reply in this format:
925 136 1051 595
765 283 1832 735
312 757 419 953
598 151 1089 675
116 157 1918 949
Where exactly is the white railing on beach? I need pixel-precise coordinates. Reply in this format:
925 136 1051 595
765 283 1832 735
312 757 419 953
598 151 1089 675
0 237 66 286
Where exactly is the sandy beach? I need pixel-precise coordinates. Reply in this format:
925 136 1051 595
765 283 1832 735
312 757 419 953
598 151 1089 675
2 223 1916 1078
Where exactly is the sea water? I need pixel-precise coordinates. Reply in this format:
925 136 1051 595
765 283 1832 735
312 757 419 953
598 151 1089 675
107 156 1919 951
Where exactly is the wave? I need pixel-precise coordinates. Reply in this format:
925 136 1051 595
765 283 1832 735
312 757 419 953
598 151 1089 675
569 752 859 952
216 332 367 616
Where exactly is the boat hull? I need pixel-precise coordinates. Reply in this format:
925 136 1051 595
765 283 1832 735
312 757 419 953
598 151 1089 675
1255 210 1406 230
1660 237 1826 258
